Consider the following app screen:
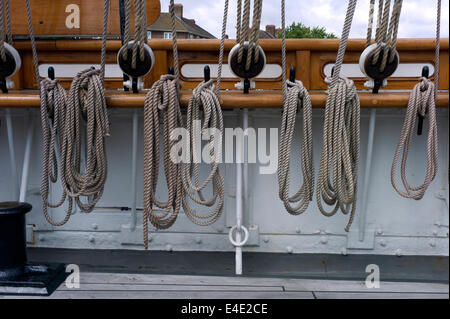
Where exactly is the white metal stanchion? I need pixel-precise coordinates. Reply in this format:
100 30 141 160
359 109 376 241
5 109 19 200
19 114 35 202
130 109 139 231
229 109 249 275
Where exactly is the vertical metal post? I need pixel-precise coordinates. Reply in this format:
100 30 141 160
359 109 376 241
5 109 19 200
243 109 249 227
235 111 243 275
19 114 35 202
130 109 139 231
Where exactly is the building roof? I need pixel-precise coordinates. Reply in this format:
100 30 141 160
147 13 216 39
258 30 276 39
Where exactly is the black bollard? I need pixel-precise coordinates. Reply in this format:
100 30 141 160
0 202 68 296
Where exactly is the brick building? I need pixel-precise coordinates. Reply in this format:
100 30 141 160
147 4 215 39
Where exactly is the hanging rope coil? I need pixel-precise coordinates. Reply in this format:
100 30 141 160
277 0 314 215
40 78 74 225
143 74 183 243
60 67 110 214
391 78 438 200
182 80 225 225
26 0 110 225
278 79 314 215
316 0 360 232
143 0 182 249
391 0 440 200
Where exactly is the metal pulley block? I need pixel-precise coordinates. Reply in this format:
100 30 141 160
359 43 400 93
228 42 266 93
0 43 22 93
117 41 155 92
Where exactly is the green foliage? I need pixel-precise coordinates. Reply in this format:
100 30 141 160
277 22 337 39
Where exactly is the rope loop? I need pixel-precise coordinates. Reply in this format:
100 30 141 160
181 78 225 226
278 0 314 216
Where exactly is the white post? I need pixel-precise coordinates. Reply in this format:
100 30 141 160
359 109 376 241
19 114 35 202
235 111 243 275
5 109 19 200
130 109 139 231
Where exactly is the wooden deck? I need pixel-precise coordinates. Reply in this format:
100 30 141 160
2 272 448 299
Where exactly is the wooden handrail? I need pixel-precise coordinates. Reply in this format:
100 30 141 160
13 38 449 51
1 90 448 109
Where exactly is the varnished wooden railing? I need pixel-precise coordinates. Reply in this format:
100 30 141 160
2 38 449 108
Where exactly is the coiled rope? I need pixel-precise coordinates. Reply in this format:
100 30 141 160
143 0 182 249
26 0 110 225
367 0 403 72
316 0 360 232
0 0 13 62
391 0 440 200
182 80 225 225
277 0 314 215
121 0 148 69
236 0 263 71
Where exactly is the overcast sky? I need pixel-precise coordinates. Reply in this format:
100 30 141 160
160 0 449 39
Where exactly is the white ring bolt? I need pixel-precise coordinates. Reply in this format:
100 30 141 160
228 225 249 247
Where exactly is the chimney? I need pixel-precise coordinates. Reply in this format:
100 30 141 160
275 28 281 37
187 18 195 24
173 3 183 18
266 25 276 37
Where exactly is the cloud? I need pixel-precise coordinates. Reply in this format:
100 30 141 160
159 0 449 39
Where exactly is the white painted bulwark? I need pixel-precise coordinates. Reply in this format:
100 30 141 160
0 107 448 256
324 63 435 79
181 63 282 79
38 64 123 78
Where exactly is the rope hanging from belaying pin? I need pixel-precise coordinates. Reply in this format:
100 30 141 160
277 0 314 215
316 0 360 232
117 0 155 92
143 0 183 249
359 0 403 93
391 0 440 200
181 72 225 226
26 0 111 225
0 0 21 93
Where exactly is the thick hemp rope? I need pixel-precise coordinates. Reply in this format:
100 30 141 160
181 0 230 227
26 0 110 224
391 0 440 200
0 0 13 62
368 0 403 72
316 0 360 232
277 0 314 215
121 0 148 69
182 80 225 226
215 0 229 97
236 0 263 71
143 0 182 249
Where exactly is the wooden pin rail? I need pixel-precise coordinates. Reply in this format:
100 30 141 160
1 39 449 108
1 90 448 109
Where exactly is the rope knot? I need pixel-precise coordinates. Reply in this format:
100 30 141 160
419 77 432 92
42 78 59 91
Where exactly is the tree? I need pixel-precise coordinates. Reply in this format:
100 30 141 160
278 22 337 39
